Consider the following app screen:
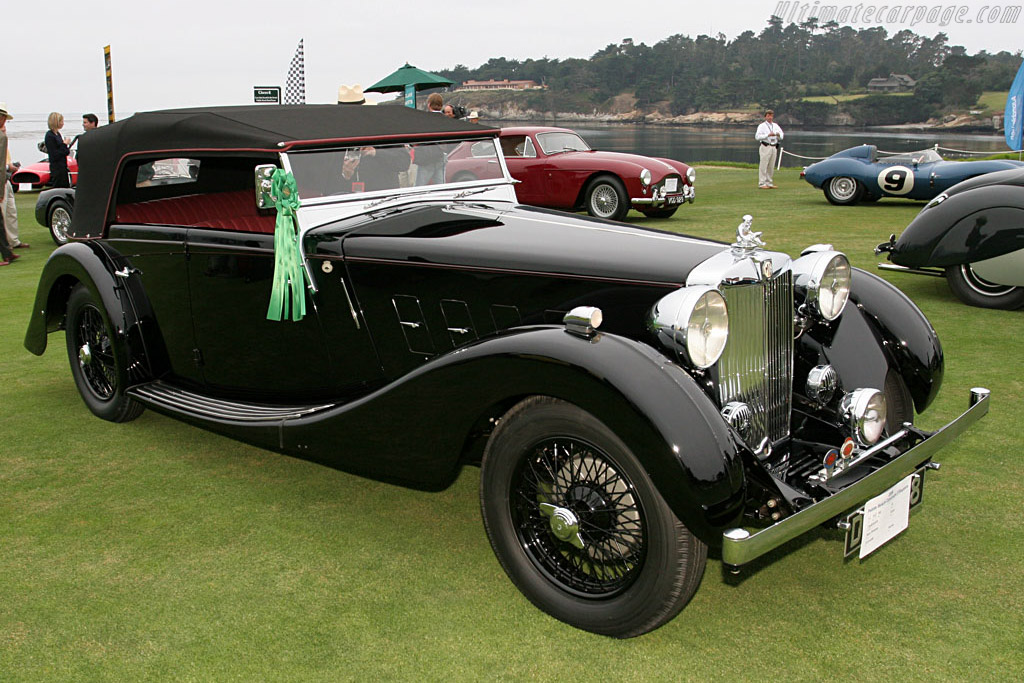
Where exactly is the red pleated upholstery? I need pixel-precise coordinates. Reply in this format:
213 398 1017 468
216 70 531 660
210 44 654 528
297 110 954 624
115 191 276 234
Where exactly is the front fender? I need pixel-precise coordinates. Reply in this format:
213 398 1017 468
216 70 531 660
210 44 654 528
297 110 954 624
803 159 867 189
24 242 129 355
34 188 75 226
890 183 1024 268
282 327 745 544
802 268 942 413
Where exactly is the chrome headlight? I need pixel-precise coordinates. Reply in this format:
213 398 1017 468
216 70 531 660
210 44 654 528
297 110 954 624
639 168 652 187
650 286 729 369
686 167 696 184
793 251 851 321
840 388 887 445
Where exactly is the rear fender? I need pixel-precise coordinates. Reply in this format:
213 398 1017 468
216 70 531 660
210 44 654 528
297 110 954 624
24 242 152 374
282 327 746 544
892 184 1024 268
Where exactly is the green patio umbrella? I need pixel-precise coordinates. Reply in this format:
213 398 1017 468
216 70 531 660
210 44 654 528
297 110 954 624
366 63 454 108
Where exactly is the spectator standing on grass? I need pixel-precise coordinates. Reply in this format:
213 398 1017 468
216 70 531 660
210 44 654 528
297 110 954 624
45 112 71 188
1 105 27 249
0 104 17 266
755 109 784 189
71 113 99 149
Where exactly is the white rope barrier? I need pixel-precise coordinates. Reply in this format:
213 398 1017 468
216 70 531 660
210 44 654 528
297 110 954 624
779 149 829 161
776 144 1017 164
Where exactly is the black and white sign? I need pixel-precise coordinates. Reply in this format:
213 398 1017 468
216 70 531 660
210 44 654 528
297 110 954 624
254 86 282 104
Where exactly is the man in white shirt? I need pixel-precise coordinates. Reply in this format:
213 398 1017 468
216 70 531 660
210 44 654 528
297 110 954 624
755 109 784 189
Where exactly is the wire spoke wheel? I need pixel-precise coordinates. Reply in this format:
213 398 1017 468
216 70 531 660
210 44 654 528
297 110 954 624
480 397 706 637
65 285 144 422
513 437 645 597
585 176 629 221
50 202 72 245
75 304 117 400
590 185 620 218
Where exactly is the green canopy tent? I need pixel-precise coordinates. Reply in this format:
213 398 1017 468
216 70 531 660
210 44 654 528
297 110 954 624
365 63 454 108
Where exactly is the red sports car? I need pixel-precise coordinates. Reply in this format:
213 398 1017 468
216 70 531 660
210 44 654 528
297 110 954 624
446 126 694 220
11 155 79 189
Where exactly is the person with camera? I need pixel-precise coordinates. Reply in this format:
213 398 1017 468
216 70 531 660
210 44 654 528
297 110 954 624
755 109 784 189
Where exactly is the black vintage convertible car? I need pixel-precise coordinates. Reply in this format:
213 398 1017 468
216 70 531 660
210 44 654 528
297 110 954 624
25 105 989 637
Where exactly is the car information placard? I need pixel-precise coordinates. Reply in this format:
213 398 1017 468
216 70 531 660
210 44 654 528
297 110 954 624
859 474 913 559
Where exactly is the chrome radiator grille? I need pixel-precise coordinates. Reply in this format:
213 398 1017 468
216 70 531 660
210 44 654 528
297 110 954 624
715 272 795 444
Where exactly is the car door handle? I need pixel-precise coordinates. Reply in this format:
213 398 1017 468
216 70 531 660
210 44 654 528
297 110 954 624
400 321 421 329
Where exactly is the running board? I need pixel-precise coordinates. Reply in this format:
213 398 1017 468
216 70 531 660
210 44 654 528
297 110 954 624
127 381 336 423
877 263 945 278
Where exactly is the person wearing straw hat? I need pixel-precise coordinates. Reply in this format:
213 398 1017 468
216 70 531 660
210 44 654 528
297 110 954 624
335 86 408 192
755 109 784 189
1 103 27 249
338 84 374 105
0 103 18 265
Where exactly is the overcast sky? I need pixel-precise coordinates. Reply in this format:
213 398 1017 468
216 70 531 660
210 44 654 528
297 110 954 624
4 0 1020 116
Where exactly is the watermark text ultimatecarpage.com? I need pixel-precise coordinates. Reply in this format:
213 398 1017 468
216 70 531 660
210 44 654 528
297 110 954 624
773 2 1021 27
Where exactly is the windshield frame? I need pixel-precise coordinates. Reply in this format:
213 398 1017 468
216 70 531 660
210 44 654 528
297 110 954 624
283 136 513 207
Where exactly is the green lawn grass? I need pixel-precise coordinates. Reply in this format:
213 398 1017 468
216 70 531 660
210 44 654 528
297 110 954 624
2 174 1022 680
800 92 912 104
976 91 1009 112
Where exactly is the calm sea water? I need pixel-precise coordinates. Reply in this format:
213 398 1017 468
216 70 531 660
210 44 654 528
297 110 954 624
571 123 1015 167
5 112 1015 171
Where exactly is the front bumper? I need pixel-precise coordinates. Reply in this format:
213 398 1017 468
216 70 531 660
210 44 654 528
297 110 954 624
721 388 990 567
633 183 695 207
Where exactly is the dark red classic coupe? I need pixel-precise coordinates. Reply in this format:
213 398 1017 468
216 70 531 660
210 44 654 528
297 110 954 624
445 126 694 220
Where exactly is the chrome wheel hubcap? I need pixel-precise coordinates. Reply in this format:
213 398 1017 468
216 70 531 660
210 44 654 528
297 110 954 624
539 503 585 549
830 177 856 200
960 264 1016 297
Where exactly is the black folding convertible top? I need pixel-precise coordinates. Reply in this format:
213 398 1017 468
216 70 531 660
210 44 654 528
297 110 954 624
73 105 499 237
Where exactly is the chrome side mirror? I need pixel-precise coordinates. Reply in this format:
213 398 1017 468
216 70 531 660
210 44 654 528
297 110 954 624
254 164 276 209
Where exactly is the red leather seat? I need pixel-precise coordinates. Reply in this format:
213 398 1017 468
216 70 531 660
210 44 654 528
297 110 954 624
115 191 276 234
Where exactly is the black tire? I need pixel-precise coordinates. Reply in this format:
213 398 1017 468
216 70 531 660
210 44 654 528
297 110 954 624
884 370 914 436
48 198 73 245
65 285 144 422
823 176 864 205
480 396 707 637
640 206 678 219
945 264 1024 310
584 176 630 221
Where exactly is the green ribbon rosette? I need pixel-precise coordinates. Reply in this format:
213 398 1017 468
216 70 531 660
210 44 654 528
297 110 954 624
266 169 309 322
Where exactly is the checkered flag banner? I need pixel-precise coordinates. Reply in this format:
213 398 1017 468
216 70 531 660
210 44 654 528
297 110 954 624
284 39 306 105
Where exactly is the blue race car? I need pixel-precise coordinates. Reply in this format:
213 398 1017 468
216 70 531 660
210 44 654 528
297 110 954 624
801 144 1024 205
